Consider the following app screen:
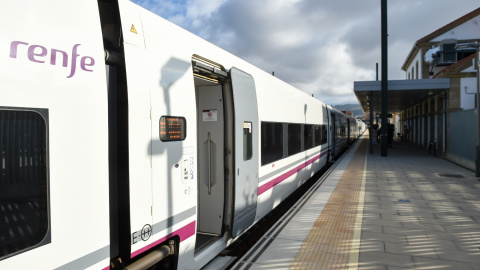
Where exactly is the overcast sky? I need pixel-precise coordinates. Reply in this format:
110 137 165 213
131 0 479 106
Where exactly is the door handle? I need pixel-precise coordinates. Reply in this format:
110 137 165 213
208 132 212 195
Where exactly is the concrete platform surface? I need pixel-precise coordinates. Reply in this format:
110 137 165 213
230 135 480 270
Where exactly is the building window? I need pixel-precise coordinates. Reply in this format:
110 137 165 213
0 108 50 259
416 61 419 79
441 42 457 63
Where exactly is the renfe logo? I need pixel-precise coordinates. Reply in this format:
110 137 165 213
9 41 95 78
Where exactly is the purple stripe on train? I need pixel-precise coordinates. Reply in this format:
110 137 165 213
258 149 329 196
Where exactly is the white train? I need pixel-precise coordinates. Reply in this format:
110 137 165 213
0 0 359 269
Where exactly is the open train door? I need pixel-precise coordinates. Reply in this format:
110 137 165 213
230 68 259 238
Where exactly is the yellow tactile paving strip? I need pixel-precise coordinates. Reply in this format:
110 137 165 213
289 139 368 270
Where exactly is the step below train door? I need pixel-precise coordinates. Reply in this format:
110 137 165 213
192 56 228 250
229 67 259 238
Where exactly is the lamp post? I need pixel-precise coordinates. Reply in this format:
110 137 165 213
380 0 388 157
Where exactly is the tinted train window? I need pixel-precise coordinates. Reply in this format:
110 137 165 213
243 122 252 161
322 125 328 144
288 124 302 156
314 125 322 146
304 124 314 150
314 125 328 146
335 117 345 138
261 122 283 165
0 109 49 258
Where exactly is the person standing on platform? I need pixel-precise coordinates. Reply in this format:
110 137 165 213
387 124 395 148
372 124 378 145
403 125 409 142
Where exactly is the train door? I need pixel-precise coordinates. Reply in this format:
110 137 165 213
230 67 259 238
347 118 351 144
193 57 227 249
192 57 259 250
197 84 224 236
324 105 331 162
330 111 336 158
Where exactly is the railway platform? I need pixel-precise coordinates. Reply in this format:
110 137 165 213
229 134 480 269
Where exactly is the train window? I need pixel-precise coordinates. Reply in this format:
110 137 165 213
314 125 322 146
0 108 50 259
159 116 186 141
288 124 302 156
304 124 314 150
261 122 283 165
335 117 345 138
322 125 328 144
243 122 252 160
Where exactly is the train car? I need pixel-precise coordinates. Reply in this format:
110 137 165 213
0 0 355 269
327 106 356 159
356 119 366 137
348 117 358 143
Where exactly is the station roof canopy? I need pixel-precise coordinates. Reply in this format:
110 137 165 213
354 79 450 115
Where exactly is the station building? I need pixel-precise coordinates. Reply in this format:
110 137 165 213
355 7 480 171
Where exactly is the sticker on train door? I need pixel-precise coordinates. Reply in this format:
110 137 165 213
202 109 217 121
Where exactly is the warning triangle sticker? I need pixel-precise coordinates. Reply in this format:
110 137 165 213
130 24 137 34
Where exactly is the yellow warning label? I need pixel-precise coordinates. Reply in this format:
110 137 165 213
130 24 137 34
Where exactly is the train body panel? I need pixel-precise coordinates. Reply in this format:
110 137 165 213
1 0 359 269
116 1 200 267
357 119 367 137
255 85 329 219
0 0 110 269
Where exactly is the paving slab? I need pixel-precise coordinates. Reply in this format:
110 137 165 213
384 242 438 259
413 256 474 270
359 251 415 268
360 138 480 270
436 249 480 264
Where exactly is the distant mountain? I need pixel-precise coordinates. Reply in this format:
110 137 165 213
333 104 365 119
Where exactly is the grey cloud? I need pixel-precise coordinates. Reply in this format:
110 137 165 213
134 0 480 105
